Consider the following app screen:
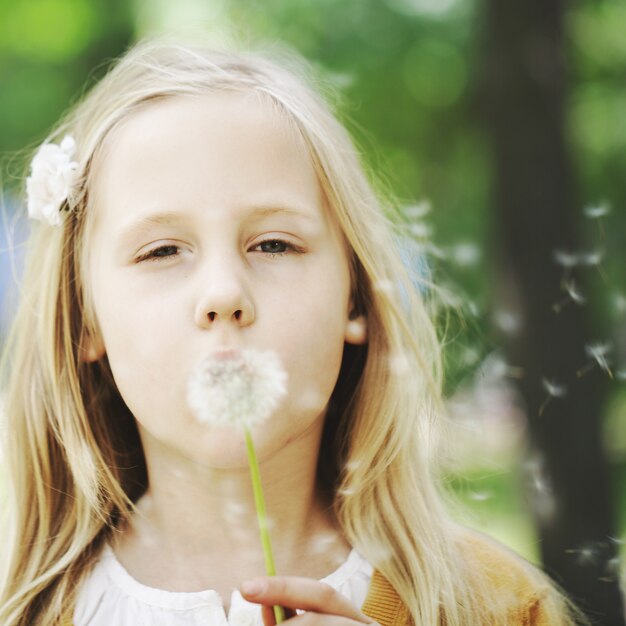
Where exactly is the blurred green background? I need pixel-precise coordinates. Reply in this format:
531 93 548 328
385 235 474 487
0 0 624 580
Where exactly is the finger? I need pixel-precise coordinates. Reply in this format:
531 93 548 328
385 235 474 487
240 577 372 623
260 604 298 626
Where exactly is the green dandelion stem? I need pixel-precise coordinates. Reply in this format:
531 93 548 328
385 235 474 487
244 427 286 624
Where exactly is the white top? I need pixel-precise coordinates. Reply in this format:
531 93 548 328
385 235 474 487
74 545 374 626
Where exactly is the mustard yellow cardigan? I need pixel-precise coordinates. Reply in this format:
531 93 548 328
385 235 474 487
61 532 557 625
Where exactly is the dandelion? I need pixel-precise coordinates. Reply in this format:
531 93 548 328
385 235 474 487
577 342 613 379
187 348 288 623
539 378 567 417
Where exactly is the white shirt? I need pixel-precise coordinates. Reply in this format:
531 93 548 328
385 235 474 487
74 545 374 626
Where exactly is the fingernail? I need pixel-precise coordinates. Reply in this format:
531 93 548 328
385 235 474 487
241 579 266 596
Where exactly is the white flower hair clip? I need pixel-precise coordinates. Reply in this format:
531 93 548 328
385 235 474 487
26 135 78 226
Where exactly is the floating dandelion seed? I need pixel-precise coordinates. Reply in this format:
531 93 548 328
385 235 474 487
542 378 567 398
583 203 610 238
553 250 579 269
539 378 567 417
374 279 395 296
404 201 431 220
419 241 447 259
566 545 597 566
468 490 492 502
584 203 610 219
461 347 480 366
451 242 480 267
482 355 524 380
580 250 604 266
613 293 626 314
577 342 613 379
494 310 521 334
388 352 411 374
599 556 622 583
408 222 432 239
187 348 288 623
344 459 364 473
553 278 586 313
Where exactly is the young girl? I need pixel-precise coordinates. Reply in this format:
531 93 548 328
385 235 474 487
0 37 585 625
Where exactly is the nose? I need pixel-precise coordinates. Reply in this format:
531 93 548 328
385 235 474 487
193 258 255 329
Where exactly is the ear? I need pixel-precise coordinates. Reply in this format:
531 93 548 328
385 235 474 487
78 329 106 363
344 314 367 345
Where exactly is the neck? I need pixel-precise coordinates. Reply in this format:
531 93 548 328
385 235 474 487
112 420 349 596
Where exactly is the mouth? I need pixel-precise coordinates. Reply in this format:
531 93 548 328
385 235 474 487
210 347 242 361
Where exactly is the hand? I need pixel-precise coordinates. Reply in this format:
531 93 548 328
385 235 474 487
240 576 379 626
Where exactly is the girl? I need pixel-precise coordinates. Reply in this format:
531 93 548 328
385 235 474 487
0 37 585 625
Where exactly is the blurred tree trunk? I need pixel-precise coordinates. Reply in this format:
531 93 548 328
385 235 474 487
478 0 624 623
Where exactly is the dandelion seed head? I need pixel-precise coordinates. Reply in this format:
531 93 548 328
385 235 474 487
542 378 567 398
583 203 610 219
187 349 287 428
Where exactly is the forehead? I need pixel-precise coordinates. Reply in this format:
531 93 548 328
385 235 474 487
88 91 326 230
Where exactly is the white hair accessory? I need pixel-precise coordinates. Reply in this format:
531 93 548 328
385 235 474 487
26 135 78 226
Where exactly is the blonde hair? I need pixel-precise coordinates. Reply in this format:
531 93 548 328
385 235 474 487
0 36 582 625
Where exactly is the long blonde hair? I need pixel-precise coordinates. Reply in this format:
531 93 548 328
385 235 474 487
0 36 580 625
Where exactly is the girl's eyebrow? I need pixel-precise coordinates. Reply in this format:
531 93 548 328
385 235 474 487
114 204 317 241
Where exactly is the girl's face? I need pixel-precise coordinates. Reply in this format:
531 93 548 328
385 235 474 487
85 92 362 468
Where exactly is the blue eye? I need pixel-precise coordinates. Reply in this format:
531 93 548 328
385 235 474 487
258 239 290 254
136 245 180 263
